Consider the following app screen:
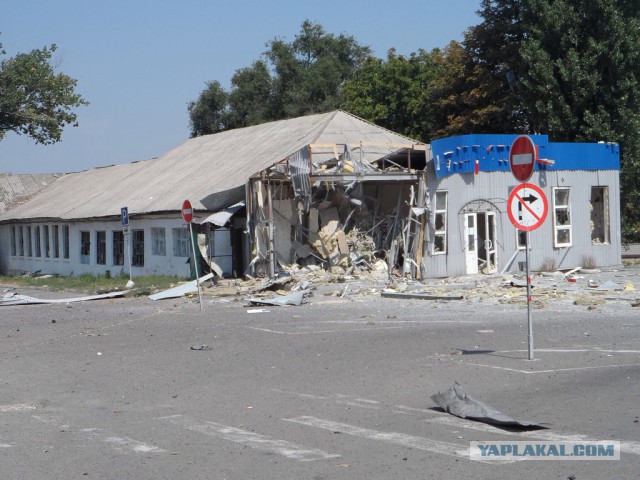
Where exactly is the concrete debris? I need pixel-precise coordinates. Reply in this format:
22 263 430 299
245 289 311 307
189 344 212 351
431 382 547 430
1 291 128 306
381 291 463 301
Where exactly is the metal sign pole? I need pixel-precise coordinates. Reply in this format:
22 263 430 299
125 227 134 287
188 221 204 311
525 230 534 360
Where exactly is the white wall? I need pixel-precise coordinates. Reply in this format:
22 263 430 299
0 217 227 278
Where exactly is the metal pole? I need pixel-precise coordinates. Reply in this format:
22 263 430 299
189 221 204 311
125 227 134 287
525 230 534 360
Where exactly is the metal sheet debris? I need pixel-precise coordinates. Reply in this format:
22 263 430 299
148 273 214 301
245 290 310 307
431 383 547 430
1 291 128 306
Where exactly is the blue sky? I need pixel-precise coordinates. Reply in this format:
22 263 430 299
1 0 481 174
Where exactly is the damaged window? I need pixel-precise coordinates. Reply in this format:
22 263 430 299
80 231 91 264
516 229 527 250
62 225 70 259
433 191 448 255
96 231 106 265
52 225 59 258
132 230 145 267
10 226 16 256
590 187 610 244
43 225 50 258
151 228 166 256
33 225 42 257
113 231 124 266
18 226 24 256
25 227 31 256
553 187 572 247
173 228 190 257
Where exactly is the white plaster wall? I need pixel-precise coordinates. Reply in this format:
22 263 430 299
0 217 223 278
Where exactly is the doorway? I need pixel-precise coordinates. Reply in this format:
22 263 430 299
463 211 497 274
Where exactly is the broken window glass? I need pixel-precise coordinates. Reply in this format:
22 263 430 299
173 228 190 257
62 225 70 259
43 225 50 258
10 226 16 256
113 231 124 266
96 231 106 265
553 187 572 247
433 191 448 255
151 228 166 256
52 225 59 258
590 187 609 244
132 230 145 267
80 231 91 264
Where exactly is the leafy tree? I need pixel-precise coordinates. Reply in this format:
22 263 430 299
188 20 371 136
187 80 229 137
227 60 272 128
0 41 88 144
432 0 640 240
341 48 443 141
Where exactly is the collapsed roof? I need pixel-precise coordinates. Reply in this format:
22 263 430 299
0 110 426 223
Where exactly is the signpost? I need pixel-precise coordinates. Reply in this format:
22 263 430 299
121 207 134 288
182 200 203 311
509 135 536 182
509 135 546 361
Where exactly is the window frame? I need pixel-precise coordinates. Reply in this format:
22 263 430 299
552 187 572 248
432 191 448 255
173 227 191 257
151 227 166 256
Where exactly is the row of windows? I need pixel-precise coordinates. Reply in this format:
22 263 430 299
10 225 192 268
10 225 70 259
432 186 610 255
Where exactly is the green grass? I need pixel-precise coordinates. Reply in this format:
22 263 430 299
0 273 182 293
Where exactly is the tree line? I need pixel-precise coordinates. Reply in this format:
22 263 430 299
1 2 639 240
188 2 640 241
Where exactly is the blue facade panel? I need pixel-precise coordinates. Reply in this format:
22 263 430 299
431 134 619 178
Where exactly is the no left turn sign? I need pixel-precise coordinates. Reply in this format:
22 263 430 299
507 183 548 231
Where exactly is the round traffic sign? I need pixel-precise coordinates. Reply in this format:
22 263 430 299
509 135 536 182
181 199 193 223
507 183 548 231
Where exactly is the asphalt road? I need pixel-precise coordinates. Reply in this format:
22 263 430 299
1 275 639 479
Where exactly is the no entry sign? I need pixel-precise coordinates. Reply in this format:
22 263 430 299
181 199 193 223
507 183 548 231
509 135 536 182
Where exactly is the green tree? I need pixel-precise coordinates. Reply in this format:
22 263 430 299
0 41 88 144
187 80 229 137
227 60 272 129
341 48 443 141
437 0 640 240
188 20 371 135
515 0 640 240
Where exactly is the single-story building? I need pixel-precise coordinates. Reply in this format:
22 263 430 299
0 113 621 280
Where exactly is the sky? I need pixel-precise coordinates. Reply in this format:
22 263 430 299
1 0 481 174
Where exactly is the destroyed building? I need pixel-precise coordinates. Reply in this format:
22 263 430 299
0 112 622 280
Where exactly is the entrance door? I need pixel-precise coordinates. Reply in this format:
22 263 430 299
464 213 478 274
476 211 498 274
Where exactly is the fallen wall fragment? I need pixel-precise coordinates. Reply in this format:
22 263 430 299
431 382 547 430
381 291 463 301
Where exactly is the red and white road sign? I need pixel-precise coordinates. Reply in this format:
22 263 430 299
509 135 537 182
181 199 193 223
507 183 548 231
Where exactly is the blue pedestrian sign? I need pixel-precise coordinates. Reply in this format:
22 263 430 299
121 207 129 226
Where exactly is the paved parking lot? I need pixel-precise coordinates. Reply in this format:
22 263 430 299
1 268 639 479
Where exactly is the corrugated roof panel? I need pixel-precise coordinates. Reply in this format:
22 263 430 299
1 111 424 222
